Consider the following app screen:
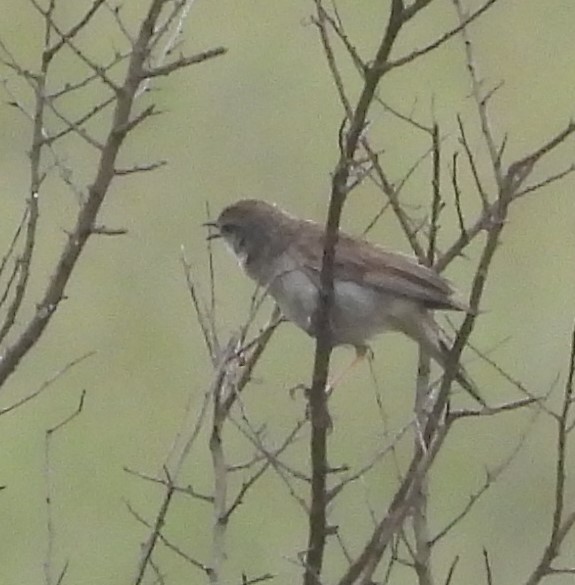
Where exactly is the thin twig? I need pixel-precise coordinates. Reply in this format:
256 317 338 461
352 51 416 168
0 352 95 416
43 391 86 585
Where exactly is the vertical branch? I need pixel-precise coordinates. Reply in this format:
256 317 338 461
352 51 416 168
411 351 435 585
452 0 502 186
412 122 441 585
427 123 442 266
132 470 177 585
0 0 56 344
206 310 283 581
209 369 228 583
312 4 353 119
523 322 575 585
305 3 407 583
43 391 85 585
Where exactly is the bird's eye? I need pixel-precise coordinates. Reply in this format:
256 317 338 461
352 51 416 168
220 223 234 235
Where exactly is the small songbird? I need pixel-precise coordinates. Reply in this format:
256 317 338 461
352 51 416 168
208 199 483 404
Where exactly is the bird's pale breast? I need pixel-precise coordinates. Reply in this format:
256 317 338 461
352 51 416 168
266 253 419 346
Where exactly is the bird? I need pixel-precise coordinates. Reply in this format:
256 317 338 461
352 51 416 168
207 198 483 404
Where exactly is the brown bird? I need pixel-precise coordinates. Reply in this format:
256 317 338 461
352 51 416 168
208 199 483 404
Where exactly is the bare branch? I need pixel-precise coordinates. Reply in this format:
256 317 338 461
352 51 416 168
457 115 489 209
43 390 86 585
90 225 128 236
0 208 27 284
0 0 183 388
223 421 304 522
524 321 575 585
362 142 427 261
386 0 501 73
482 549 494 585
427 122 443 266
115 160 167 175
436 119 575 272
453 0 503 185
514 163 575 199
181 248 217 362
0 352 94 417
44 0 108 59
312 5 353 119
29 0 121 93
48 51 129 100
43 96 114 148
139 47 227 79
128 470 211 582
431 411 535 546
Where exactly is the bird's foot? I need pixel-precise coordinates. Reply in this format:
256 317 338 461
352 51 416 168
287 384 333 431
287 383 308 400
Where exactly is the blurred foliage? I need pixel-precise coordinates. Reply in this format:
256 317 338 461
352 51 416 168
0 0 574 583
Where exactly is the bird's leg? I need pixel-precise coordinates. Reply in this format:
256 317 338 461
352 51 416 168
290 346 370 431
326 345 371 396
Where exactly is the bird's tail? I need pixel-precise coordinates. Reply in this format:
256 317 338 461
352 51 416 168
406 311 486 407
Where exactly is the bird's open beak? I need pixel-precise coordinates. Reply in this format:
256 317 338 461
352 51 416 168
202 221 221 240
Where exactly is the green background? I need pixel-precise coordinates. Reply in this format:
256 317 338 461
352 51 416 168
0 0 574 583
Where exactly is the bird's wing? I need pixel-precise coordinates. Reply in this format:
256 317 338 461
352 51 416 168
287 220 467 312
